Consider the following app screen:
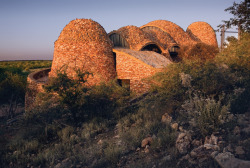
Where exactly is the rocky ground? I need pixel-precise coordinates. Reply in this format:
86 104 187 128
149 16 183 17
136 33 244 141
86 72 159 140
50 108 250 168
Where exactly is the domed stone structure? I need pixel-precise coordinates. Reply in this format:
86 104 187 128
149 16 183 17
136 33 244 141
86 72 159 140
50 19 116 85
109 25 164 54
141 20 197 47
186 22 218 47
141 25 177 50
26 19 219 111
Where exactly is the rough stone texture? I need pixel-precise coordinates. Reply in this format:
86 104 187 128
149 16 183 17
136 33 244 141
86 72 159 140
214 152 250 168
114 48 170 94
176 132 192 154
25 68 50 111
141 26 177 50
186 22 218 47
141 137 153 148
115 25 164 51
25 19 219 111
141 20 197 47
49 19 116 86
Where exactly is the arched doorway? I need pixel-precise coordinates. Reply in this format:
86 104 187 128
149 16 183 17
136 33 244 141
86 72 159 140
141 44 162 54
109 33 129 48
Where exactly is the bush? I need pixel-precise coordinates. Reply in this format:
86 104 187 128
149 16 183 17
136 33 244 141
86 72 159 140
181 93 230 137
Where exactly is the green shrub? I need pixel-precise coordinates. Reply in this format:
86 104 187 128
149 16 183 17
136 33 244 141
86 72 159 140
182 93 230 137
57 126 74 143
187 43 219 61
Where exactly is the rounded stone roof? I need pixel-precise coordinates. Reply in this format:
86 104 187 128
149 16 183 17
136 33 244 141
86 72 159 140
116 25 163 51
50 19 116 85
141 26 177 50
141 20 197 46
186 22 218 47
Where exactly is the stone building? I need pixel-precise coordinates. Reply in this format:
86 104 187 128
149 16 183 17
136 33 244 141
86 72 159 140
25 19 218 111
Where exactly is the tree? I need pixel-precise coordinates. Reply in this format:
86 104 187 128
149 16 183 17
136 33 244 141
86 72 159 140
219 0 250 32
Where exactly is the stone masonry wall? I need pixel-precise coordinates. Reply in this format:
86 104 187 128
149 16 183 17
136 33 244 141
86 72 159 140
186 21 218 47
115 49 163 94
50 19 116 86
25 68 50 112
141 20 198 47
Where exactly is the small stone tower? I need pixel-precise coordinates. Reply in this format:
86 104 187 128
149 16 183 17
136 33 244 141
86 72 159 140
50 19 116 85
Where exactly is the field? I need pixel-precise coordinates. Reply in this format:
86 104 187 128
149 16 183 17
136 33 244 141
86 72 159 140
0 60 52 72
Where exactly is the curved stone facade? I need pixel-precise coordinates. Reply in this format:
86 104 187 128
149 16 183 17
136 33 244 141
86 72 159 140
25 68 50 111
115 25 164 52
186 22 218 47
50 19 116 85
141 20 197 47
26 19 219 111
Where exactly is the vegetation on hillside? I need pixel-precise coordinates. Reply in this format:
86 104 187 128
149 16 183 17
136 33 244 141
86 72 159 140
0 33 249 167
0 60 52 118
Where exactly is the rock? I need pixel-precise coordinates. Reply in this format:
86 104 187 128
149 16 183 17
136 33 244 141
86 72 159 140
190 150 197 158
233 126 241 135
179 126 184 132
176 132 192 154
192 139 202 147
141 137 153 148
242 126 250 135
55 163 62 168
235 146 245 155
214 152 250 168
161 113 172 124
204 134 218 146
144 145 150 153
97 139 103 145
211 151 219 158
211 134 218 145
204 144 220 151
162 155 171 161
61 158 71 168
171 123 178 130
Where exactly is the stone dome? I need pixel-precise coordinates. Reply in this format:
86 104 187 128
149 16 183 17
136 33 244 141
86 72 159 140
115 25 163 52
186 21 218 47
50 19 116 85
141 25 177 51
141 20 197 46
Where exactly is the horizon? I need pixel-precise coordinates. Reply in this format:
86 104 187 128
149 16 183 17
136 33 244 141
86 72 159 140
0 0 241 61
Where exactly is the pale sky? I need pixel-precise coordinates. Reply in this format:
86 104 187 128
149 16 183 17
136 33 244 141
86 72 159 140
0 0 241 61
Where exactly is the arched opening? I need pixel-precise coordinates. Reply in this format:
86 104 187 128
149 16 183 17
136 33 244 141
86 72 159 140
109 33 129 48
141 44 162 54
169 45 180 58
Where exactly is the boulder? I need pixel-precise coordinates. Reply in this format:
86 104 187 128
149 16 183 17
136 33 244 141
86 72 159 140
141 137 153 148
161 113 172 124
176 132 192 154
214 152 250 168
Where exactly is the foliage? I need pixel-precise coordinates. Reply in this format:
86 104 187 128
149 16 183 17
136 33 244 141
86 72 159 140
0 60 52 72
0 69 26 118
0 60 52 118
182 93 230 137
186 43 219 61
218 0 250 32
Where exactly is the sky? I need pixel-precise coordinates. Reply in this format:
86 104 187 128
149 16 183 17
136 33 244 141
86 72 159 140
0 0 242 61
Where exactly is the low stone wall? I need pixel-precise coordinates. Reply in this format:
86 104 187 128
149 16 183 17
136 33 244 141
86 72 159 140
25 68 50 112
114 49 169 94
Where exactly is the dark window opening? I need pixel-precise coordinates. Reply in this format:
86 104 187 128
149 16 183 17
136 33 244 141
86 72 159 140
169 46 180 58
113 52 117 70
118 79 130 90
109 33 129 48
141 44 162 54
